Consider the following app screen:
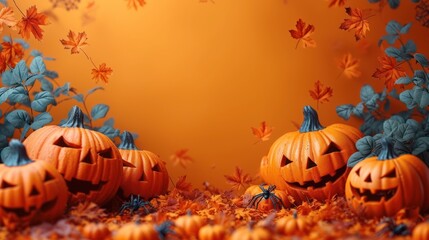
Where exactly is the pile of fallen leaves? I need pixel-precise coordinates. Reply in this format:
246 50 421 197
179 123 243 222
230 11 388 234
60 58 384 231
1 175 427 239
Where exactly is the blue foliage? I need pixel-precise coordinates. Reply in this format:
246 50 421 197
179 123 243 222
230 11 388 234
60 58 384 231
368 0 419 9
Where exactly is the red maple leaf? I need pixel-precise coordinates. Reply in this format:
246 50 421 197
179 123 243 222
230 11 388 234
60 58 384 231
170 149 193 169
328 0 347 7
339 7 371 41
1 40 24 68
309 80 333 109
60 30 88 54
372 55 407 90
17 6 49 40
224 167 254 191
251 121 273 143
289 19 316 49
91 63 113 83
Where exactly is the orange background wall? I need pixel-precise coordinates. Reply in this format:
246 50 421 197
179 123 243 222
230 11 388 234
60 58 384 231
4 0 429 189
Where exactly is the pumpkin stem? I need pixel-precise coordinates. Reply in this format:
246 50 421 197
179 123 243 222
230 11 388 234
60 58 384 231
118 131 138 150
62 106 85 128
299 106 325 133
378 138 398 160
292 209 298 219
3 139 33 167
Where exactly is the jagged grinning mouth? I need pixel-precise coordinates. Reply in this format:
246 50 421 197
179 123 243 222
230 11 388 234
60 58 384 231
350 186 397 202
66 178 107 194
286 165 347 189
1 198 58 217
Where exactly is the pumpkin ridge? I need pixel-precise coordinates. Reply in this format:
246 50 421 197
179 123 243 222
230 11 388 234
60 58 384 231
299 105 325 133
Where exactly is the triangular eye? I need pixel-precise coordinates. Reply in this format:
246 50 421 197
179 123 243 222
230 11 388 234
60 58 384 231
44 171 55 182
139 173 146 181
0 180 15 189
280 155 293 167
30 186 39 196
98 148 113 158
323 142 341 155
54 136 80 149
82 152 95 164
355 167 361 177
364 174 372 182
306 158 317 169
152 163 161 172
122 160 136 168
382 169 397 178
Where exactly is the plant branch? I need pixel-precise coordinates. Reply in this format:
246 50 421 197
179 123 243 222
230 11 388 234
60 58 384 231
81 49 98 69
12 0 25 17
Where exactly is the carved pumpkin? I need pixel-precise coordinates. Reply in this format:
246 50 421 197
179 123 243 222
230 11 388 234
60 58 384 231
412 221 429 240
0 140 68 229
263 106 362 202
244 184 291 211
345 138 429 218
118 131 169 200
198 224 227 240
23 106 123 206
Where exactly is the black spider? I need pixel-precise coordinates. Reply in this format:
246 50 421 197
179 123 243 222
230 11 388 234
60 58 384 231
246 184 286 210
119 195 156 215
376 217 410 237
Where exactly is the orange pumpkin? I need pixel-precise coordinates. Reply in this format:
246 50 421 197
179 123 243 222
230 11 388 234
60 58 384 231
345 138 429 218
230 225 271 240
263 106 362 202
23 106 123 206
174 211 205 239
114 222 159 240
244 184 290 211
412 221 429 240
198 224 227 240
118 131 169 200
82 222 111 240
0 140 68 229
276 210 310 236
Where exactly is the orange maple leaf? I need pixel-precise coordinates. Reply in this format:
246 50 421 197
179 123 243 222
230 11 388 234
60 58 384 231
1 40 24 68
372 54 407 90
17 6 49 40
337 53 361 79
0 54 7 73
309 80 333 109
91 63 113 83
174 175 193 192
0 7 17 32
328 0 347 8
251 121 273 143
170 149 193 169
339 7 370 41
289 19 316 49
127 0 146 10
224 167 254 191
60 30 88 54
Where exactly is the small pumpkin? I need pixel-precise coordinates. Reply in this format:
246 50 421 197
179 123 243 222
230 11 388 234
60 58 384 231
276 210 310 236
198 224 227 240
412 221 429 240
82 222 111 240
230 224 271 240
0 139 68 229
345 138 429 218
244 184 291 211
23 106 123 206
118 131 169 200
174 211 205 239
114 222 159 240
263 105 362 202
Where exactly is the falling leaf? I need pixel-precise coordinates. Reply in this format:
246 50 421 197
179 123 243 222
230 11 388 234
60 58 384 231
82 1 96 26
91 63 113 83
17 6 49 40
60 30 88 54
224 166 254 191
372 54 407 90
337 53 361 79
251 121 273 143
127 0 146 10
339 7 371 41
50 0 81 11
328 0 347 8
170 149 193 168
0 7 17 32
309 80 333 109
1 40 24 68
289 19 316 49
174 175 193 193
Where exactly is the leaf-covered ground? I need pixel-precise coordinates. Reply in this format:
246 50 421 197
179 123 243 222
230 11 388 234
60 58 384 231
1 181 426 239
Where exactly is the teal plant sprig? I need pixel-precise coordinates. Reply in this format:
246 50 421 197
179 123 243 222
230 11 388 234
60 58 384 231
368 0 420 9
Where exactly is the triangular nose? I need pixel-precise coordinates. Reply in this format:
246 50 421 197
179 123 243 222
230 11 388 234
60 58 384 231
306 157 317 169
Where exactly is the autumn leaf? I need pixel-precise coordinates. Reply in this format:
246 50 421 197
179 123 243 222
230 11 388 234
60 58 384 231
339 7 371 41
0 54 6 73
60 30 88 54
337 53 361 79
328 0 347 8
372 54 407 90
82 1 97 26
127 0 146 10
309 80 333 109
174 176 193 193
289 19 316 49
224 167 254 191
91 63 113 83
251 121 273 143
1 40 24 68
170 149 193 168
18 6 49 40
0 7 17 32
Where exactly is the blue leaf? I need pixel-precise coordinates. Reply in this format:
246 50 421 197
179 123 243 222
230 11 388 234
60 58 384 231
87 86 104 95
347 152 366 167
31 91 56 112
8 86 30 106
336 104 354 120
96 125 120 140
399 89 416 109
15 39 29 50
73 94 84 102
390 88 400 99
26 74 44 86
353 103 364 118
395 123 417 142
379 35 399 45
30 56 46 74
20 124 31 140
365 94 379 111
413 70 426 86
5 110 31 128
414 53 429 67
0 87 12 104
44 70 59 79
91 104 109 120
31 112 53 130
2 35 11 42
384 119 400 136
12 60 29 84
395 76 412 85
103 118 115 127
1 147 11 162
1 70 14 86
0 121 15 137
385 20 402 35
356 136 375 155
384 98 391 111
53 83 70 97
360 85 375 102
400 22 412 34
413 137 429 155
368 0 381 2
0 0 7 6
385 47 403 61
401 40 417 55
40 78 54 92
30 50 55 61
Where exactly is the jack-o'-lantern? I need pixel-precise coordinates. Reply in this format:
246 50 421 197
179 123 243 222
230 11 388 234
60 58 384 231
0 140 68 229
345 138 429 218
23 106 123 206
263 106 362 202
118 131 169 200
